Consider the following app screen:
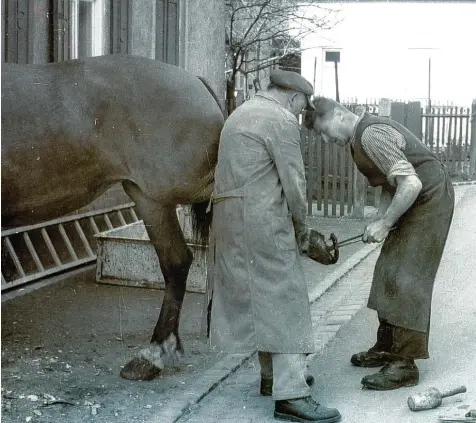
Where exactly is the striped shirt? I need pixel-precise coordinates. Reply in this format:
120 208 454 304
351 115 417 187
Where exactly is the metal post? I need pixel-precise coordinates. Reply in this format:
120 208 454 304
325 49 341 102
428 56 431 108
470 99 476 177
313 56 317 91
334 61 340 103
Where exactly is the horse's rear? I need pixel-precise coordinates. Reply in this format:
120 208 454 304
1 55 223 227
1 54 224 380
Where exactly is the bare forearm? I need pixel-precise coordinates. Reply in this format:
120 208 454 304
377 190 393 217
382 175 422 227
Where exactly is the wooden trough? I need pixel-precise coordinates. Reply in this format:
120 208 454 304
95 209 207 293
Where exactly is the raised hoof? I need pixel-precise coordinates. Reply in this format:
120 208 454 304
120 357 162 381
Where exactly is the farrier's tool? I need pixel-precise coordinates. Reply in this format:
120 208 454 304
336 233 364 248
336 225 398 248
408 386 467 412
306 227 397 266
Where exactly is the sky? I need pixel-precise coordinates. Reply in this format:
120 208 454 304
300 2 476 106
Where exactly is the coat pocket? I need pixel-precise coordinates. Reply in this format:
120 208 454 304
271 214 296 251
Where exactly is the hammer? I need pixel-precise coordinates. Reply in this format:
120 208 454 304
408 386 467 411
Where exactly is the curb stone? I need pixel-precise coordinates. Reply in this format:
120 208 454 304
148 354 251 423
452 181 476 186
308 243 380 305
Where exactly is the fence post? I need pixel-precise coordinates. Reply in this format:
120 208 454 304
406 101 422 139
470 99 476 177
390 101 405 125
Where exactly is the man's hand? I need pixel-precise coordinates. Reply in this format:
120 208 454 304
363 219 393 243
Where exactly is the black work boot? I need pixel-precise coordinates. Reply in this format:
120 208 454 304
261 375 315 397
350 349 394 368
361 359 419 390
274 396 341 423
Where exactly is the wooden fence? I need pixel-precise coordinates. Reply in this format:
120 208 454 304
422 102 476 176
300 101 380 217
302 99 476 218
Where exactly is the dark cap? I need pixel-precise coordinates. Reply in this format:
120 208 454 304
269 69 315 110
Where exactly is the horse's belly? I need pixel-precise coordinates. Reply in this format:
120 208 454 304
2 178 105 227
2 149 114 227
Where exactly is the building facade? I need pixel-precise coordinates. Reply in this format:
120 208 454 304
2 0 225 98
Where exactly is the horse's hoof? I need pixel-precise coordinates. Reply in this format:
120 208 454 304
120 357 162 381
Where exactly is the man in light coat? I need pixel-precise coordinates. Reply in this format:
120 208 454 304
206 70 342 423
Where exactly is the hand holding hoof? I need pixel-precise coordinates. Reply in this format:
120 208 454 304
307 230 338 265
120 357 162 381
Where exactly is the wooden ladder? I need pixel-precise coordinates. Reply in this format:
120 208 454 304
1 203 139 291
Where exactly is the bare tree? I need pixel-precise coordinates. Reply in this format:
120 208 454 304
225 0 341 114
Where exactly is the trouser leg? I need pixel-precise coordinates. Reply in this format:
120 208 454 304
258 351 273 379
372 317 429 359
271 353 310 401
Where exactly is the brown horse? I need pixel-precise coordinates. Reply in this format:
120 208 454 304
1 54 224 380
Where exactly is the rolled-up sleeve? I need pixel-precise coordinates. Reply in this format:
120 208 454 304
266 116 307 225
361 124 417 187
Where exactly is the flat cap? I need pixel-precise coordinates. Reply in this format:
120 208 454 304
270 69 315 109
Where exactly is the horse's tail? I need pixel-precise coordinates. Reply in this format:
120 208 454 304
190 200 213 247
198 76 225 118
190 76 222 247
189 77 222 247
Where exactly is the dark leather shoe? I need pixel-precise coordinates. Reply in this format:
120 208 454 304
261 375 315 396
361 360 419 390
274 396 341 423
350 350 394 367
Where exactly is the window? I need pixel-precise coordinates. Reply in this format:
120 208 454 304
53 0 108 61
156 0 179 65
3 0 33 63
70 0 106 59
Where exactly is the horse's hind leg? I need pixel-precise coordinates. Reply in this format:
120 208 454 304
120 181 192 381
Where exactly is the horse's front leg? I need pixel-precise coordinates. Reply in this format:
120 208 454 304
120 181 192 381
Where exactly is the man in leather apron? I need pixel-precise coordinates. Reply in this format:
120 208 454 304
207 71 342 422
306 97 454 391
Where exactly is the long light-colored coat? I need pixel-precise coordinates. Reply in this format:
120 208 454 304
206 92 315 354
